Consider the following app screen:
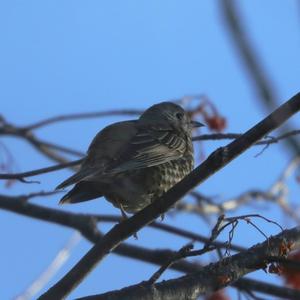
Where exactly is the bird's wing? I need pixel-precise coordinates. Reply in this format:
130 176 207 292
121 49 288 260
106 124 187 173
56 121 188 189
56 121 138 189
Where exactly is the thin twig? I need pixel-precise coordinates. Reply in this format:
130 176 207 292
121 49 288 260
193 130 300 146
32 139 85 157
146 215 226 286
224 214 284 232
0 159 83 180
146 243 217 285
24 109 142 131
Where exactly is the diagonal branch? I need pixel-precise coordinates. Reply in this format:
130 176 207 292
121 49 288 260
39 93 300 299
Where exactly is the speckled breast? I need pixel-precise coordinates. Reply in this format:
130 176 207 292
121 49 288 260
149 155 194 199
105 137 194 213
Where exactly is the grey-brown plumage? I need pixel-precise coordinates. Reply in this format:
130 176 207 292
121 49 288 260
57 102 203 214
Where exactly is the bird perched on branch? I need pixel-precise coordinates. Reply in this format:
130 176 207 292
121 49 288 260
56 102 203 216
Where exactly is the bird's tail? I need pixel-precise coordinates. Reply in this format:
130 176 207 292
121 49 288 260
56 169 93 190
59 181 103 204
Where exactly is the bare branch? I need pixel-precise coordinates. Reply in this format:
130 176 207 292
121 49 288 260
76 226 300 300
0 118 83 165
193 130 300 146
24 109 142 131
146 215 227 286
147 240 218 286
179 156 300 219
178 189 278 216
29 138 85 157
146 244 195 285
223 214 284 232
0 194 243 252
0 159 83 181
221 0 300 155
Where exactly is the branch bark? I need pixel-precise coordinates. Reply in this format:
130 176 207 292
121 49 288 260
76 226 300 300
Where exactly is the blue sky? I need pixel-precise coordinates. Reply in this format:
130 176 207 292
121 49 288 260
0 1 299 299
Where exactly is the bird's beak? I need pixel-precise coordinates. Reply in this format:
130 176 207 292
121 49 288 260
190 120 204 128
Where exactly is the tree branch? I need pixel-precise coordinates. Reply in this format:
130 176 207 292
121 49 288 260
76 226 300 300
24 109 142 130
0 119 81 165
0 194 243 252
0 159 83 181
221 0 300 155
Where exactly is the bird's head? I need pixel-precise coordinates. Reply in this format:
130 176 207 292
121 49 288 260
139 102 204 133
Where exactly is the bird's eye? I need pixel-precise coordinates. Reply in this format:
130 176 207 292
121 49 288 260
176 112 184 120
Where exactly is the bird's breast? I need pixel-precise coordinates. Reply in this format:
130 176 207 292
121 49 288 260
104 138 194 213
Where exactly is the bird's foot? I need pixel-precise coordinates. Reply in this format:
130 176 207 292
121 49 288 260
118 204 138 239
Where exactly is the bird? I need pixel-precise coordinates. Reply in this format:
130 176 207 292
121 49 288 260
56 102 203 216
